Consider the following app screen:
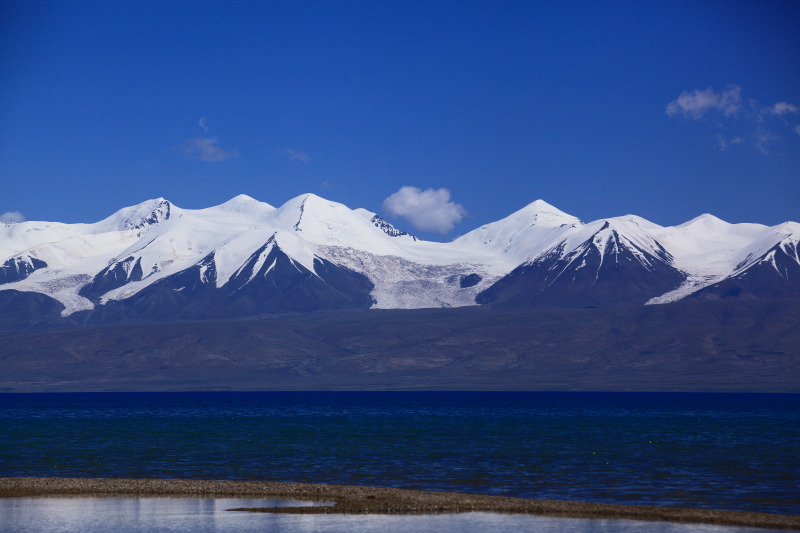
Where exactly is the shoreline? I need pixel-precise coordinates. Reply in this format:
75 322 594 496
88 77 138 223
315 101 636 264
1 477 799 530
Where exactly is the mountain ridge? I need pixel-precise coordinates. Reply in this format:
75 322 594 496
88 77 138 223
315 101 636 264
1 193 798 327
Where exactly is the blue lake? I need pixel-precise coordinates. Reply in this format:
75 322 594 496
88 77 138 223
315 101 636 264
0 392 798 515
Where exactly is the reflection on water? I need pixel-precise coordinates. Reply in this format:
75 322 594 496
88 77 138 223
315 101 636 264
0 497 787 533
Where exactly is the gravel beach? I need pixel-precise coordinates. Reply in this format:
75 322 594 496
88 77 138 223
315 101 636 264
1 477 799 530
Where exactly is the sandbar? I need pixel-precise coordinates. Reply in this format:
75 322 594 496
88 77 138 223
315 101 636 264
1 477 798 530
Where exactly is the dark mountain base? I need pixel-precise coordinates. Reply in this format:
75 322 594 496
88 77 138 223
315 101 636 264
0 290 67 334
1 299 798 393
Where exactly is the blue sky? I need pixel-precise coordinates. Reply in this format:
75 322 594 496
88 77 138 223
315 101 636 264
1 0 798 239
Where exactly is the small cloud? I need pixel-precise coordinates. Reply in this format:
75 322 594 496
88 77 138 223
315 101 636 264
768 102 799 115
198 117 209 132
731 137 744 144
383 186 466 234
0 211 26 223
175 137 238 162
666 85 742 119
283 149 310 163
319 181 334 189
794 125 800 136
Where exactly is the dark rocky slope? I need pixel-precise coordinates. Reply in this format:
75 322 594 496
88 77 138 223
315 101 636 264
85 239 375 323
691 240 800 301
477 228 686 308
0 256 47 285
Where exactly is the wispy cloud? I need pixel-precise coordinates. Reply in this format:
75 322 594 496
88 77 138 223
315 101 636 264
715 135 744 151
755 126 779 156
767 102 799 115
666 85 741 119
795 125 800 136
319 181 334 189
176 137 238 162
283 149 310 163
0 211 26 223
198 117 209 132
383 186 466 234
667 85 799 155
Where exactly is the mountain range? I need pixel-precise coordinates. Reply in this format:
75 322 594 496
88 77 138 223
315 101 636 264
1 193 798 330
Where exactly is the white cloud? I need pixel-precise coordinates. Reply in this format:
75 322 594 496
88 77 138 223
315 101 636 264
794 125 800 136
768 102 799 115
319 181 334 189
198 117 209 132
383 186 466 234
283 149 310 163
0 211 26 223
666 85 742 119
176 137 238 162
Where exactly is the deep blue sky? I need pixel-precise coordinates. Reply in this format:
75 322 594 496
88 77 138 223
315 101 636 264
2 0 798 239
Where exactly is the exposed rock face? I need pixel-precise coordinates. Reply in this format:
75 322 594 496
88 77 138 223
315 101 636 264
79 256 144 302
459 273 482 288
123 199 172 231
369 214 418 240
0 256 47 285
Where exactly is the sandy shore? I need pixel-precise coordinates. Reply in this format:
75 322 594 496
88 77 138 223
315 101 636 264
1 477 799 530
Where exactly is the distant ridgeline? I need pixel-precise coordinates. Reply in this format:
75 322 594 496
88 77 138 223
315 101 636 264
1 193 799 331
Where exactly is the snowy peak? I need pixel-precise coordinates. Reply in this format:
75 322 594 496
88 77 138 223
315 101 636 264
93 198 175 234
451 199 583 265
677 213 728 230
675 213 768 241
263 194 418 254
478 218 686 308
218 194 269 210
133 199 172 230
193 194 275 221
517 199 583 226
267 193 323 233
519 215 675 276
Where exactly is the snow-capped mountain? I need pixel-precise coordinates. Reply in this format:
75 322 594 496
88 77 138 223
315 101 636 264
475 217 687 308
1 194 798 325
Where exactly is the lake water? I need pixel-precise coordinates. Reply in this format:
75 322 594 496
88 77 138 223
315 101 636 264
0 392 798 516
0 496 787 533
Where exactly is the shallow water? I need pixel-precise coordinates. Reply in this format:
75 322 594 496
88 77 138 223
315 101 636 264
0 497 789 533
1 392 798 514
